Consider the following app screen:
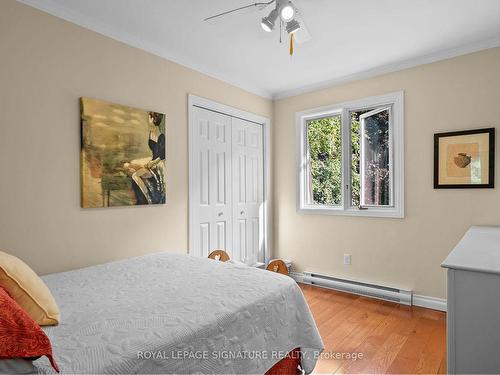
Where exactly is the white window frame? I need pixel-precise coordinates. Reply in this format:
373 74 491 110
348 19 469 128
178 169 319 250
296 91 404 218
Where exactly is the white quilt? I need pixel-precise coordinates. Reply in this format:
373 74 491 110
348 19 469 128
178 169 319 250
33 253 323 374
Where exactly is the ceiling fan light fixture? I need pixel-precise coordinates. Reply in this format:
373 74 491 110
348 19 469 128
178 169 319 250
286 19 300 34
261 8 278 32
261 17 273 32
280 1 295 21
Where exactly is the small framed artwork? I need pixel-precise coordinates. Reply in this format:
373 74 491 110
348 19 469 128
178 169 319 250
434 128 495 189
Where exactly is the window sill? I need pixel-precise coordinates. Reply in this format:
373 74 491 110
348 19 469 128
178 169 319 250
298 206 404 219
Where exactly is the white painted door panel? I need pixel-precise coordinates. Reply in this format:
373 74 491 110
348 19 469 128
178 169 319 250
232 118 264 264
191 107 232 258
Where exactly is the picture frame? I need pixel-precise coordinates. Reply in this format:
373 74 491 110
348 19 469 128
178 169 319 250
80 97 167 208
434 128 495 189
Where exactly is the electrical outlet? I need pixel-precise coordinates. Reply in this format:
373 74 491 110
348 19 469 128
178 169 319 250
343 254 352 265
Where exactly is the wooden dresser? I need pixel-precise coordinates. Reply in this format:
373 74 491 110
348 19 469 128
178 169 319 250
442 226 500 374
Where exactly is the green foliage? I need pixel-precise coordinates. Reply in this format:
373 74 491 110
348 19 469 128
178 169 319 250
350 113 361 206
307 116 342 205
306 113 364 207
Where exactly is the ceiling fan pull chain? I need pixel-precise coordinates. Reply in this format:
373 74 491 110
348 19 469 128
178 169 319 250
279 19 282 43
289 33 294 56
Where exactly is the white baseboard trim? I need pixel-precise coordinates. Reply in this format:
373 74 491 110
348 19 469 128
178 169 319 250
289 271 447 312
413 294 447 312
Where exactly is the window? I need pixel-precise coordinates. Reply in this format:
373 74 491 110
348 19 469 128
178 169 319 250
306 114 342 206
297 91 404 218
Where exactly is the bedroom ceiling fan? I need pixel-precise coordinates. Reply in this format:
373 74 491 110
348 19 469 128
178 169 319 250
204 0 311 56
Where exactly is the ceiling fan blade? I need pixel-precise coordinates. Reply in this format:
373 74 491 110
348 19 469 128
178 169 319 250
204 1 275 22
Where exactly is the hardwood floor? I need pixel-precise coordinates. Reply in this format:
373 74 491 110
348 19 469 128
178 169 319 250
299 283 446 374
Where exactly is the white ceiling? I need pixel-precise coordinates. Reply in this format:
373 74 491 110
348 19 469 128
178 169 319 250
19 0 500 98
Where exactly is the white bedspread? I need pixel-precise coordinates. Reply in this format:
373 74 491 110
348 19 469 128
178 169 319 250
33 253 323 374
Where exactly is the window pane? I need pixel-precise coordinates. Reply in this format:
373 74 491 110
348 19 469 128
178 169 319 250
307 116 342 205
350 111 364 207
360 108 391 206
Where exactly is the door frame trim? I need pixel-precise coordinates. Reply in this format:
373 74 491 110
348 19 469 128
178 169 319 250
188 94 272 264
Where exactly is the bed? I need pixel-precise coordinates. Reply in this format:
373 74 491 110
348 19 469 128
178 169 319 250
30 252 323 374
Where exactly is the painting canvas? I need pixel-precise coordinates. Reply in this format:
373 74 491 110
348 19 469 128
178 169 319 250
80 98 166 208
434 128 494 188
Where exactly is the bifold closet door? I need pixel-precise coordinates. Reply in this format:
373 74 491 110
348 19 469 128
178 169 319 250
232 118 264 264
191 107 233 258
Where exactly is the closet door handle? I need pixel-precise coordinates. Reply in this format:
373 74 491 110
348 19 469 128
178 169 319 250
218 212 223 217
240 211 245 215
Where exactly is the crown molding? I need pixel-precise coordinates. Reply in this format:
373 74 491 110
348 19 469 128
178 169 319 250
16 0 273 100
273 35 500 100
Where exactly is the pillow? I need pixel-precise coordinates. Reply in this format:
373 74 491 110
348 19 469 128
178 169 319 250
0 287 59 372
0 251 59 326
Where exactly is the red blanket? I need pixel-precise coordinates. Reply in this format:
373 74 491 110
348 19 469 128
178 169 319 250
265 348 301 375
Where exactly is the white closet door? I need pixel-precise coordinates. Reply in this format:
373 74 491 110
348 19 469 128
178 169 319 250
191 107 233 258
232 118 264 264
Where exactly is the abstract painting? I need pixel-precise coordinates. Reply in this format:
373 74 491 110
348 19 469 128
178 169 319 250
80 98 166 208
434 128 494 188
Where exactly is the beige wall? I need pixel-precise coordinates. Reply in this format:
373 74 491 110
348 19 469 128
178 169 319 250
273 47 500 299
2 1 500 300
0 0 272 275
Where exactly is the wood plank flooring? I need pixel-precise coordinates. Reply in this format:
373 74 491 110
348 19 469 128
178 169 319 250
299 283 446 374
